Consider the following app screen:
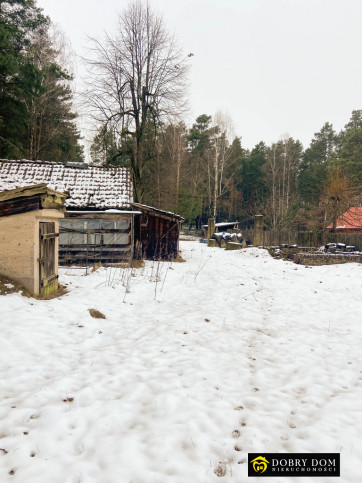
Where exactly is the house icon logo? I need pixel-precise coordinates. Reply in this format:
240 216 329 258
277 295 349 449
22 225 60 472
250 456 270 474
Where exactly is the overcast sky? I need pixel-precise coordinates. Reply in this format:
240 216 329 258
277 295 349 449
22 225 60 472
37 0 362 152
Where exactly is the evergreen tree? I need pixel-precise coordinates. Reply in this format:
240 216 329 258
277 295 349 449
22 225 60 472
0 0 48 157
240 141 268 211
24 29 83 162
90 124 121 166
299 122 338 205
0 1 83 161
337 110 362 185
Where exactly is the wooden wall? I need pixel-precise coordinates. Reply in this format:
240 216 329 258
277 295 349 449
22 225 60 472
134 213 180 261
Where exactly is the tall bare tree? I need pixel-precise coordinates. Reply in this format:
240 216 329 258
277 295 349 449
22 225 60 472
262 135 302 231
209 111 239 218
84 0 189 201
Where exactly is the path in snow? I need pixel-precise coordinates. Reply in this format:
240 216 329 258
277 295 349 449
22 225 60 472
0 242 361 482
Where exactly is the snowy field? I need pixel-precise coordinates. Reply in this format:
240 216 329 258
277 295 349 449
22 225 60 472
0 241 361 483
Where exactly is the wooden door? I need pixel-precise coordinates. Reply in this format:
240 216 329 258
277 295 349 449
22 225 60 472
39 222 58 295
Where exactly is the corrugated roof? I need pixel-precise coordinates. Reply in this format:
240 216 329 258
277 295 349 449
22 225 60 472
327 207 362 230
0 160 133 209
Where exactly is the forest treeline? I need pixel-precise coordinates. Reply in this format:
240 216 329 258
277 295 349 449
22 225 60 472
1 1 361 230
0 0 83 163
90 110 362 231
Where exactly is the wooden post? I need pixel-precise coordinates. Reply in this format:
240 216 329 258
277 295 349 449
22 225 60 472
207 218 215 240
207 218 215 247
254 215 264 246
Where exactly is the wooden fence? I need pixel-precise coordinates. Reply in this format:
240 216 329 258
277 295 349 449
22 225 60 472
242 228 362 250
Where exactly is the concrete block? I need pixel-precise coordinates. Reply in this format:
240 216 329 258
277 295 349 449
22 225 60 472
207 239 218 248
225 242 242 250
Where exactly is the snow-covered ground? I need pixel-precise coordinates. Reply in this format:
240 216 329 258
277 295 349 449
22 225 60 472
0 242 361 483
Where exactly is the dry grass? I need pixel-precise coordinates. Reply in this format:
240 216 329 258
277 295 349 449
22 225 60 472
91 262 102 272
0 275 67 299
0 275 28 296
36 284 68 300
174 251 186 263
88 308 106 319
131 259 145 269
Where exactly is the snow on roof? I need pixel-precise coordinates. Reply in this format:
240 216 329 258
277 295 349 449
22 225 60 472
202 221 240 228
327 207 362 230
0 160 133 209
132 203 185 221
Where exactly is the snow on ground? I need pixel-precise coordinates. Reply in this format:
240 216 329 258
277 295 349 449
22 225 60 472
0 242 361 483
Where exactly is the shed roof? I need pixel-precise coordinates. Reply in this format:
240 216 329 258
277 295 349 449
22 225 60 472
132 203 185 221
0 160 132 209
0 183 66 217
0 183 66 203
327 207 362 230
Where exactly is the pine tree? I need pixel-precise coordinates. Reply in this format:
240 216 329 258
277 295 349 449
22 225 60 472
299 122 338 205
0 1 83 161
337 110 362 185
0 0 48 157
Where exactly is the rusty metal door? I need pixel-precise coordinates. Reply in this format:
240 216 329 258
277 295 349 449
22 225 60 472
39 222 58 295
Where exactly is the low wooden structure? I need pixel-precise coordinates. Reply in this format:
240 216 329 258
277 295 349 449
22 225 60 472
133 204 184 260
0 184 65 295
0 160 135 264
59 210 139 265
0 160 185 265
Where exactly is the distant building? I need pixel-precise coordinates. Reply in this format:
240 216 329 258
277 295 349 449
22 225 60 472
327 207 362 232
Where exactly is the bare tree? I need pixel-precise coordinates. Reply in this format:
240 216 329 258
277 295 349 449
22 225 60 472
206 111 240 218
320 167 351 232
84 0 189 201
158 121 188 210
262 135 302 232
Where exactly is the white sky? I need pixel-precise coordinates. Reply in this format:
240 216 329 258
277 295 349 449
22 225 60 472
37 0 362 151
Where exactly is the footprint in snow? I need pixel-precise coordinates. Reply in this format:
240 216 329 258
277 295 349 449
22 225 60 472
214 462 226 477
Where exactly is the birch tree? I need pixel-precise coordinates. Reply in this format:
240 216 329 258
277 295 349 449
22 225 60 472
208 111 240 218
262 135 302 230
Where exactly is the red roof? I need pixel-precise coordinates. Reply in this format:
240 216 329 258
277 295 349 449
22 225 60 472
327 207 362 230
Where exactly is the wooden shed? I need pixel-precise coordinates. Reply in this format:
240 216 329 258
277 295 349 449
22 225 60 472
0 160 185 264
0 184 66 296
0 160 136 264
132 203 184 261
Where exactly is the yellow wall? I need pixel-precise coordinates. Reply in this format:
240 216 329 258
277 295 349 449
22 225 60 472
0 209 64 295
